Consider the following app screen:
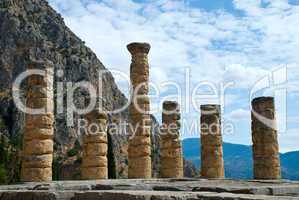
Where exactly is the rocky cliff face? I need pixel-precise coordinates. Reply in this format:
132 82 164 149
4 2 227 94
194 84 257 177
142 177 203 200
0 0 160 183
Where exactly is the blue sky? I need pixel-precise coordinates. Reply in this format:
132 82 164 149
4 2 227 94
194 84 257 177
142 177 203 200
48 0 299 152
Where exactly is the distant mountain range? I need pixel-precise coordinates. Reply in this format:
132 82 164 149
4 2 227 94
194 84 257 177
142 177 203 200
183 138 299 180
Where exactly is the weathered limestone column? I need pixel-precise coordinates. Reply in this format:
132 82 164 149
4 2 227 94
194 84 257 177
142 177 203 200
200 105 224 178
21 61 54 182
127 42 152 179
251 97 281 179
81 110 108 180
160 101 183 178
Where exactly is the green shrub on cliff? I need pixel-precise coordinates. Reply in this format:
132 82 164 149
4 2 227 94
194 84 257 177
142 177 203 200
107 132 116 179
67 148 78 157
53 156 63 181
0 164 7 184
0 117 4 129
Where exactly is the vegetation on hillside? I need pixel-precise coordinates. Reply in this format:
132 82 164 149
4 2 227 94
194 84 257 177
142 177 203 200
0 117 9 184
107 132 116 179
0 115 22 184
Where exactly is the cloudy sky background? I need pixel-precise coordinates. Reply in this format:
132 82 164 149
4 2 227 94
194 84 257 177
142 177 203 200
48 0 299 152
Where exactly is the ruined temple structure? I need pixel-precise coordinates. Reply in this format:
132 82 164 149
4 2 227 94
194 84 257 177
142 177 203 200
81 110 108 180
160 101 184 178
127 42 152 179
1 0 296 197
200 105 225 179
19 43 284 184
251 97 281 179
21 61 54 182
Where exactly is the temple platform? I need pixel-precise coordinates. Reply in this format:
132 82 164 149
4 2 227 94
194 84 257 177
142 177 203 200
1 178 299 199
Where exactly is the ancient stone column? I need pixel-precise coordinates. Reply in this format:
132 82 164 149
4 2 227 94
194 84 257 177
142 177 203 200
160 101 183 178
200 105 224 178
21 61 54 182
251 97 281 179
81 110 108 180
127 42 152 179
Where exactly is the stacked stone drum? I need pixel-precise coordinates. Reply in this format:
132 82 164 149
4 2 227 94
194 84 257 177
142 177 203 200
21 61 54 182
81 110 108 180
200 105 225 179
251 97 281 179
127 42 152 179
160 101 183 178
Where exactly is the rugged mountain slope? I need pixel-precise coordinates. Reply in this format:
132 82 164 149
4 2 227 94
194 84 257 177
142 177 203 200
0 0 160 183
183 138 299 180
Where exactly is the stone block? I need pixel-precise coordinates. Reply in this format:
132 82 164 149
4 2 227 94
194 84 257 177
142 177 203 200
128 156 151 178
128 145 151 157
129 136 151 146
22 154 53 168
81 167 108 180
25 114 54 128
160 148 182 158
23 139 53 155
84 143 107 156
83 134 107 144
82 156 107 167
21 167 52 182
24 128 53 141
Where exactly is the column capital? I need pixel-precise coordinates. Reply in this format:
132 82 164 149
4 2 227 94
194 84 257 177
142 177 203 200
163 100 179 106
200 104 220 114
127 42 151 54
252 97 275 115
163 101 179 111
252 96 274 105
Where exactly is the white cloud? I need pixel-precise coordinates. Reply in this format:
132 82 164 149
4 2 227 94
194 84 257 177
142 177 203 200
279 129 299 152
223 64 268 88
288 116 299 123
226 108 251 120
287 64 299 94
48 0 299 88
233 0 264 16
223 93 243 107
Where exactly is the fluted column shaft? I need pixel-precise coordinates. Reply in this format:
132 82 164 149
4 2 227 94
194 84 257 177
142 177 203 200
127 42 152 179
251 97 281 179
160 101 183 178
81 110 108 180
21 61 54 182
200 105 224 178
